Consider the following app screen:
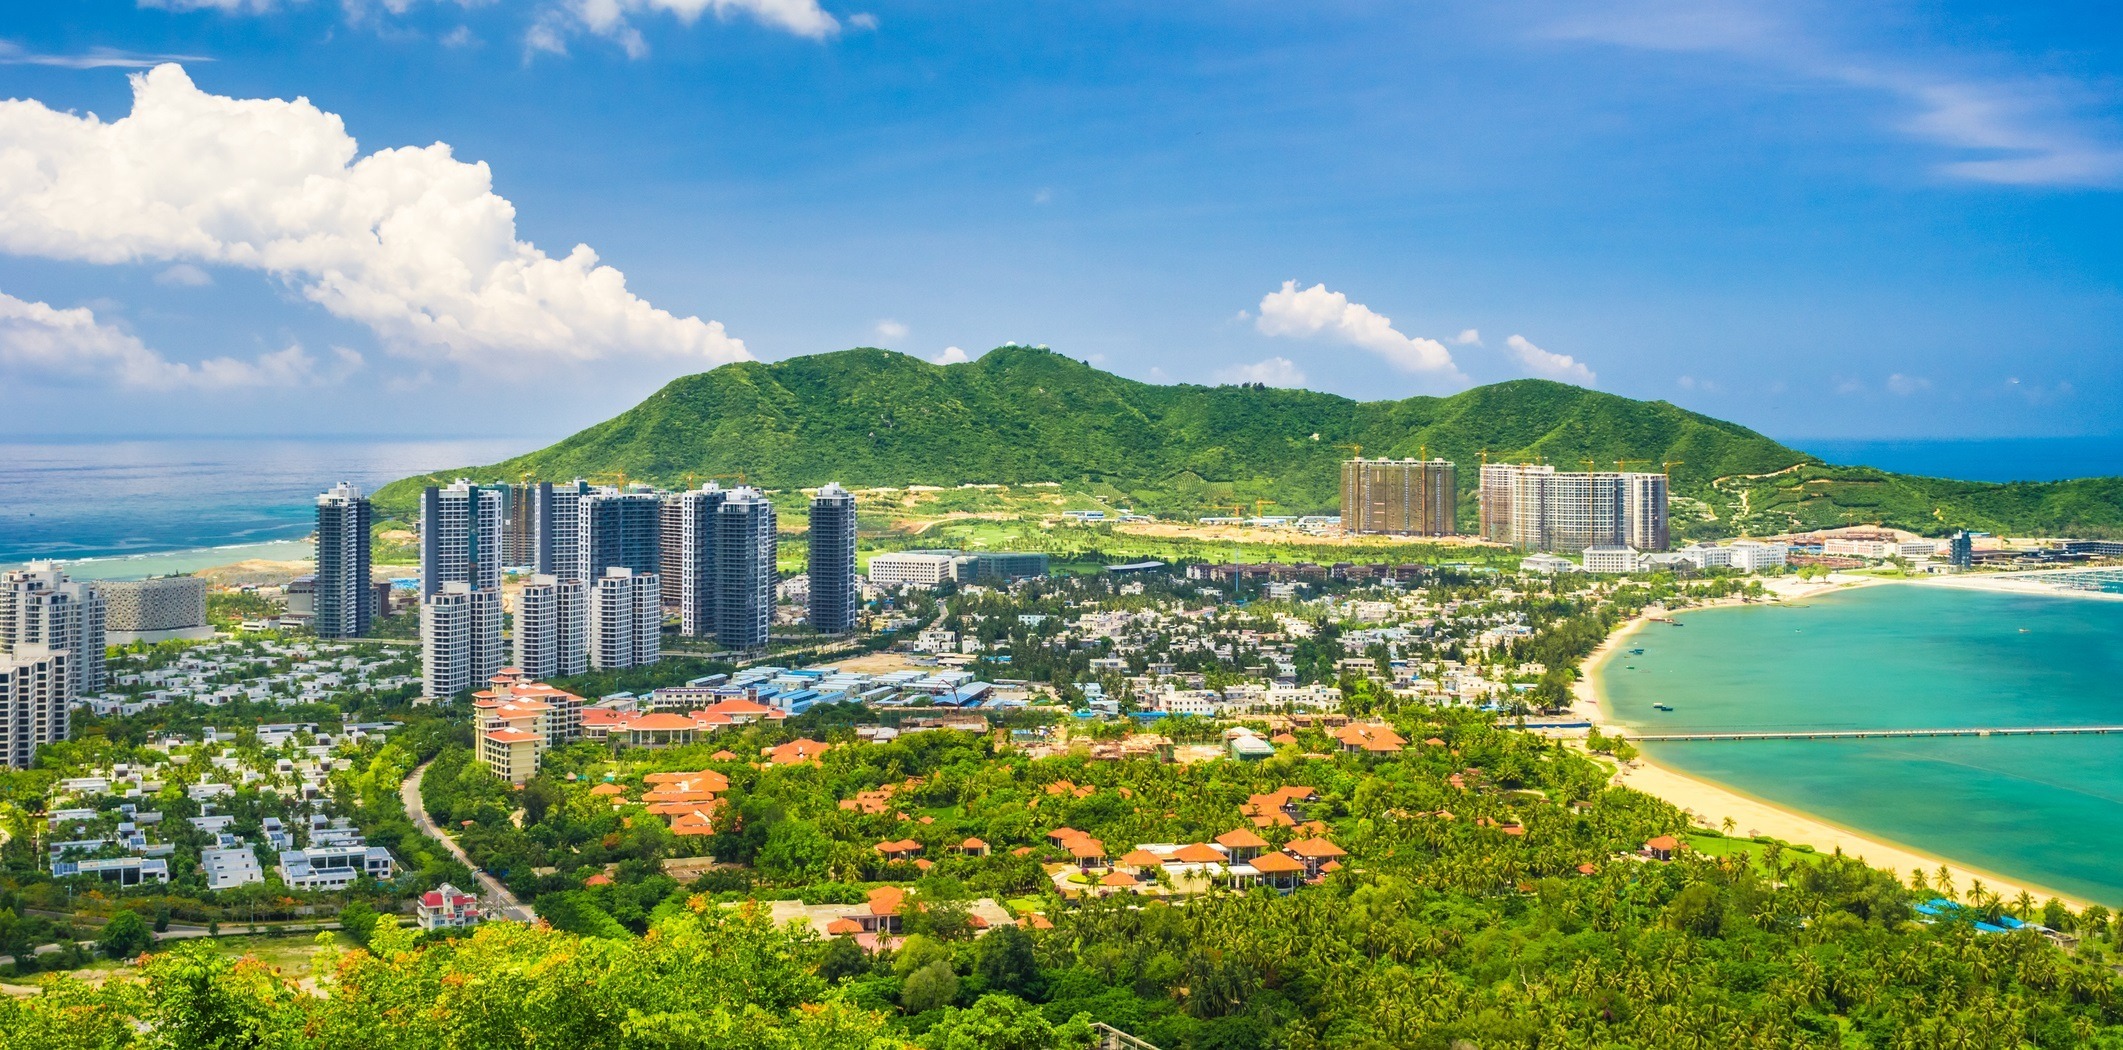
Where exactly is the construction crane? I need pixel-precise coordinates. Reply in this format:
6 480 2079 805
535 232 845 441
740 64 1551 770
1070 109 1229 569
1253 499 1275 516
1616 459 1647 472
1339 443 1363 460
1479 449 1491 467
1580 459 1599 473
1662 460 1683 477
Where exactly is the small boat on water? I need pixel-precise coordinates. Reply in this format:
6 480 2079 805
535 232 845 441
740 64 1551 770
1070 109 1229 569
1628 648 1645 655
1652 703 1673 712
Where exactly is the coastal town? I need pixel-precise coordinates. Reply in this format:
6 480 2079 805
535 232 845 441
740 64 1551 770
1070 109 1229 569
6 455 2122 1029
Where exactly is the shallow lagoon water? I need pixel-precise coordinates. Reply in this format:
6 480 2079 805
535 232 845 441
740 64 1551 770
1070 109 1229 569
1599 583 2123 904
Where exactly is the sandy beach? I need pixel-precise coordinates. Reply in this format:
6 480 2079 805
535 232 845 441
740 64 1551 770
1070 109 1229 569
1918 570 2123 603
1573 573 2090 908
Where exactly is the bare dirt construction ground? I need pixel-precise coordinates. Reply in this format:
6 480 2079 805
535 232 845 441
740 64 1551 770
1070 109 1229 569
827 651 934 674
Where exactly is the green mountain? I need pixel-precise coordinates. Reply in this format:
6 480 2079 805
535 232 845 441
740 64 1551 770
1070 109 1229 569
376 346 2123 539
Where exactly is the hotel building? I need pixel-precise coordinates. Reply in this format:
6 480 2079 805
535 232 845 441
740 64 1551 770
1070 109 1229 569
94 575 211 644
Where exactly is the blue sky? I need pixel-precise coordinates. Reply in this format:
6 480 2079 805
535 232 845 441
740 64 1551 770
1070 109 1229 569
0 1 2118 445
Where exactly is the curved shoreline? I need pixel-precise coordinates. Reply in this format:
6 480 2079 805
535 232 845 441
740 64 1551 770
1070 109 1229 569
1571 578 2095 908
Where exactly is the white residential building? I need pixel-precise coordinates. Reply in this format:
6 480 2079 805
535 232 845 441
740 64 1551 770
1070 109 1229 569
201 844 265 890
420 480 506 598
0 651 68 770
868 550 969 589
590 568 661 671
417 883 483 930
1725 540 1789 571
422 583 503 700
278 844 396 890
514 574 588 679
1582 546 1640 574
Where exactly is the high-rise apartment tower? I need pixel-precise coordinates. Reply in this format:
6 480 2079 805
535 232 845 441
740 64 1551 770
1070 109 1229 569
659 484 727 637
314 482 373 638
420 481 506 599
713 488 777 651
808 482 858 633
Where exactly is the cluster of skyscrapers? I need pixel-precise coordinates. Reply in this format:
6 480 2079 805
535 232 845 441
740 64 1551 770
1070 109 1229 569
1479 463 1669 553
312 476 860 701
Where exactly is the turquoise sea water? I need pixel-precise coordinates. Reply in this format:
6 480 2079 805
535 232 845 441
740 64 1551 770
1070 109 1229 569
1597 583 2123 905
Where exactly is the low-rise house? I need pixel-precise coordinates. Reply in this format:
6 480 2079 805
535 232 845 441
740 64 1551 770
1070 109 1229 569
278 845 396 890
417 883 483 930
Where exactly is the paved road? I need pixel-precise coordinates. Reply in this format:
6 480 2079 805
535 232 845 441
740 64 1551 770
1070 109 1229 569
400 760 535 923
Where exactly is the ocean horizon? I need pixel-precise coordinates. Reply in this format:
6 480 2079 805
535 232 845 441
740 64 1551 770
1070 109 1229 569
0 437 528 570
1598 583 2123 906
1789 435 2123 483
7 434 2118 576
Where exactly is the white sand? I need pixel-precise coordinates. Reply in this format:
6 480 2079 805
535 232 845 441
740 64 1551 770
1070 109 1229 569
1574 574 2088 907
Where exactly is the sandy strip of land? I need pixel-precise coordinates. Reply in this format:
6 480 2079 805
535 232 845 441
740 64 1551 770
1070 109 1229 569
1917 571 2123 603
1605 753 2084 907
1571 574 2089 908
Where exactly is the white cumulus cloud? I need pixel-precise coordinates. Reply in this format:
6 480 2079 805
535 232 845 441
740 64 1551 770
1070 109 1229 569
154 263 213 288
1886 372 1932 395
1502 334 1597 386
1254 281 1467 386
137 0 278 12
1454 328 1482 346
533 0 840 57
931 346 970 365
0 65 749 375
872 319 909 342
1214 356 1307 388
0 290 360 389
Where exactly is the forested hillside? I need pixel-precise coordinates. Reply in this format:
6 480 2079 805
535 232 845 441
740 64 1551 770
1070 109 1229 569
376 347 2123 537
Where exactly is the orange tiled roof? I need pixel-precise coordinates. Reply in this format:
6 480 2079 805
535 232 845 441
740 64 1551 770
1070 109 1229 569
1171 843 1225 864
765 738 829 765
1284 837 1346 859
1215 828 1269 849
1249 852 1304 874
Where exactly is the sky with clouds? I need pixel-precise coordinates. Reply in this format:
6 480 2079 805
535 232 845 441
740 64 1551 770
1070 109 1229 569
0 1 2118 441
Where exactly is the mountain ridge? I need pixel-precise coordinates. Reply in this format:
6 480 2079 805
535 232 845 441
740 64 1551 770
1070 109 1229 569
375 346 2123 539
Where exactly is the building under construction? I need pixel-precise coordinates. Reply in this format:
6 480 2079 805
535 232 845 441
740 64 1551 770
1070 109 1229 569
1478 463 1669 553
1340 458 1458 537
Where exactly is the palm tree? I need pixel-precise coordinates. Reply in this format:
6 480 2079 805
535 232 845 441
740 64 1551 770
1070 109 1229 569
2010 890 2035 921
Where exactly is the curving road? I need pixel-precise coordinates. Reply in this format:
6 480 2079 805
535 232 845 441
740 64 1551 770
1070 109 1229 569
400 760 535 923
